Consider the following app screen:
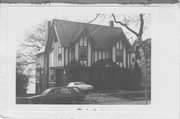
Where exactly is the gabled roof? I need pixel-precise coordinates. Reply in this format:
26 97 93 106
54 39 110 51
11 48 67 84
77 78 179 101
52 19 132 50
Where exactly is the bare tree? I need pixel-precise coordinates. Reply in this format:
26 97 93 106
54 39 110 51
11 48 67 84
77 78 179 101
112 13 151 41
17 21 47 73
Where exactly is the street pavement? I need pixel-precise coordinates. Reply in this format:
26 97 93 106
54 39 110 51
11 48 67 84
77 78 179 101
84 90 151 104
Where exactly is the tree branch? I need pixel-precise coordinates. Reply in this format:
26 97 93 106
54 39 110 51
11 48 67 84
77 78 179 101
19 41 42 51
88 14 100 24
112 14 139 37
138 14 144 41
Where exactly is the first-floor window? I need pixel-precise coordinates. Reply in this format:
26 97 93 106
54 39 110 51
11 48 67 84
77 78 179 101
79 46 87 60
116 49 123 62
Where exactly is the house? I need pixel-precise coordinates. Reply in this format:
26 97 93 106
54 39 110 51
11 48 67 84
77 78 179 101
37 19 136 92
35 47 45 94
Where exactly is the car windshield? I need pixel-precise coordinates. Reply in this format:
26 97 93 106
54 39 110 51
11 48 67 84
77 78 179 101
42 89 51 95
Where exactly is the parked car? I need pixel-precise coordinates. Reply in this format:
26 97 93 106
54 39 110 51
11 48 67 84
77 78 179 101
26 87 86 104
67 82 93 92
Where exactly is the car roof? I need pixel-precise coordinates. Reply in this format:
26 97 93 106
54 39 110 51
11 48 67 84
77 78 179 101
69 81 84 83
48 86 80 90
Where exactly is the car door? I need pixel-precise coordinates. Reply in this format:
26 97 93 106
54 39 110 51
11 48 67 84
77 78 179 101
40 89 55 104
45 88 71 104
46 88 66 104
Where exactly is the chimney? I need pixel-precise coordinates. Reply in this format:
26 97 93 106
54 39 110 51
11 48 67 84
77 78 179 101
109 21 114 27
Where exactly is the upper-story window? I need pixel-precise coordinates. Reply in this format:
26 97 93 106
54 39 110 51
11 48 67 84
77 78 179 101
79 46 87 60
116 49 123 62
58 46 62 60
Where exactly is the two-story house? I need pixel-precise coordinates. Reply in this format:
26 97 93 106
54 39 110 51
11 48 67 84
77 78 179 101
39 19 135 92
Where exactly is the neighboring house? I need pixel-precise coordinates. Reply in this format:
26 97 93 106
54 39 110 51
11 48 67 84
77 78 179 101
35 47 45 94
37 19 136 92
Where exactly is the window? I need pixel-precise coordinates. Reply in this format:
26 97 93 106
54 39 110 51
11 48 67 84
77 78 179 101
71 47 75 61
74 82 85 85
58 53 62 60
79 46 87 60
72 87 80 93
60 88 71 94
116 49 123 62
58 47 62 60
42 89 51 95
54 89 61 96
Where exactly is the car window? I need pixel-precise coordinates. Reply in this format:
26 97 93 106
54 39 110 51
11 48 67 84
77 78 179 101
74 82 84 85
54 88 61 96
60 88 71 94
46 90 54 96
42 89 51 95
72 87 81 93
45 88 73 96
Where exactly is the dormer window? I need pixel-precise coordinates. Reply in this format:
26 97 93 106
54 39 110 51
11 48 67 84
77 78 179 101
79 46 87 60
116 49 123 62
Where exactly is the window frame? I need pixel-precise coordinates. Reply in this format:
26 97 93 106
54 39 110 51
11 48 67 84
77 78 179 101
115 49 123 63
79 46 87 61
58 46 62 60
